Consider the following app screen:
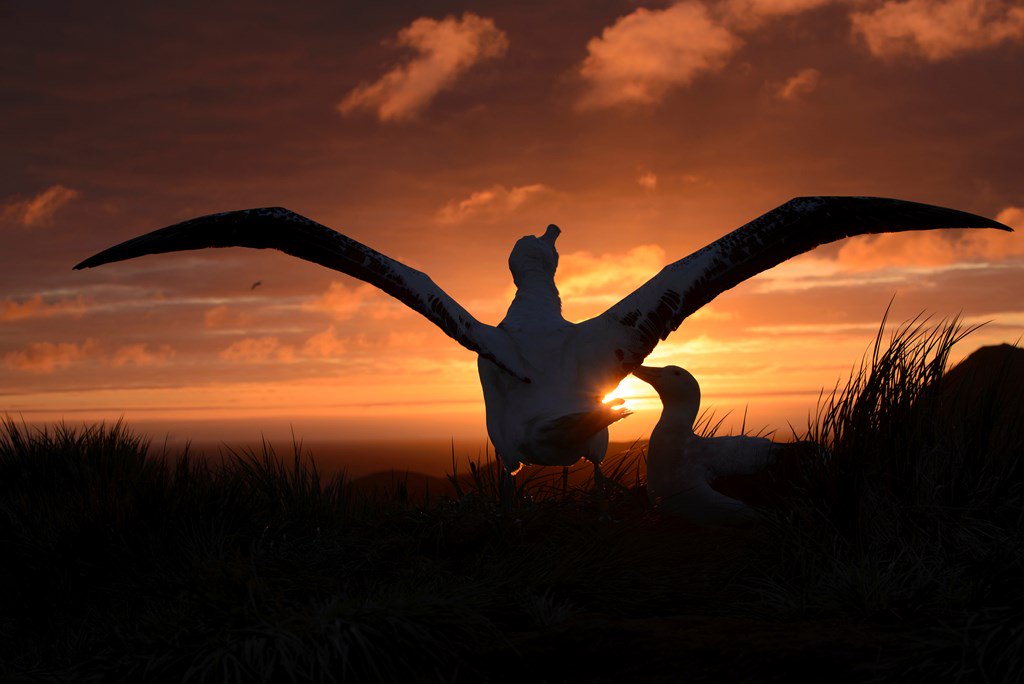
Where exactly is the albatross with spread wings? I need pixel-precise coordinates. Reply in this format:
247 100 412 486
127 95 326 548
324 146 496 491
74 197 1011 488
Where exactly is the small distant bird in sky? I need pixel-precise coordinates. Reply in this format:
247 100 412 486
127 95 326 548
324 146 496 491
634 365 779 525
73 197 1011 493
250 280 262 290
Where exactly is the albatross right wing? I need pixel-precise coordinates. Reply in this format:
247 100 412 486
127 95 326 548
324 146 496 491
587 196 1012 370
74 207 532 382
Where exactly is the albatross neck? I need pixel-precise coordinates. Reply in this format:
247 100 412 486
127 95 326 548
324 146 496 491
504 271 564 327
653 396 700 439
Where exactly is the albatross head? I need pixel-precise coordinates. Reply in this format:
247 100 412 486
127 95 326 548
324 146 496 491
634 365 701 407
508 224 560 285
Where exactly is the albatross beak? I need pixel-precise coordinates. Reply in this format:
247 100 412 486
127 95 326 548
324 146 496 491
632 366 660 384
540 224 560 245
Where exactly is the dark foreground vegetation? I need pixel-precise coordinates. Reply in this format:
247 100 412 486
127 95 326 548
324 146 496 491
2 317 1023 683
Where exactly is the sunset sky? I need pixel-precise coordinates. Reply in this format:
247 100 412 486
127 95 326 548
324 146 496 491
2 0 1022 448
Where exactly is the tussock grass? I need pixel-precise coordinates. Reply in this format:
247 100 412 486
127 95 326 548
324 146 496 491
748 312 1024 681
1 313 1022 682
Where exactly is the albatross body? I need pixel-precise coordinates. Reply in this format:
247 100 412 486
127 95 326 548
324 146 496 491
634 365 779 525
478 224 631 472
73 197 1011 480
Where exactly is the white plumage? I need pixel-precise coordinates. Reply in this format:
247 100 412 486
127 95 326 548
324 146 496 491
73 197 1010 485
634 365 779 525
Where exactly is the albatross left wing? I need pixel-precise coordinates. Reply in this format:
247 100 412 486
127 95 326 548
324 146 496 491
586 196 1012 370
74 207 533 382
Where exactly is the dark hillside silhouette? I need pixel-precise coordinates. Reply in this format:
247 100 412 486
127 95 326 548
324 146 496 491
939 343 1024 417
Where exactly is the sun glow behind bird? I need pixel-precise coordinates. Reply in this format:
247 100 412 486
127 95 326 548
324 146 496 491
602 375 658 415
601 375 669 440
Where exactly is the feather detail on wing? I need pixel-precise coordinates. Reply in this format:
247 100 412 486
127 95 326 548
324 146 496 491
590 196 1012 369
74 207 532 382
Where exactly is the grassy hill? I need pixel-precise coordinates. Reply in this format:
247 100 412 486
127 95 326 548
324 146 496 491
1 317 1022 682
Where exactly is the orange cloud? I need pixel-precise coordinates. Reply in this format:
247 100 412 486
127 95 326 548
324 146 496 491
996 206 1024 229
301 278 393 319
557 245 668 320
851 0 1024 60
111 343 174 367
637 172 658 190
755 219 1022 292
385 330 433 349
301 326 348 358
436 183 551 224
204 305 254 329
302 282 376 320
559 245 668 298
775 67 821 100
1 294 88 322
835 228 1024 271
339 13 508 121
219 337 295 363
577 2 741 109
304 281 410 322
4 339 97 373
727 0 834 23
2 185 81 227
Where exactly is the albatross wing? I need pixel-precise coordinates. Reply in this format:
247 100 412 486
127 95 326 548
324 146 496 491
589 196 1012 369
74 207 532 382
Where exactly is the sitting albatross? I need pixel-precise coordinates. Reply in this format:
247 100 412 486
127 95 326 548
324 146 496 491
634 365 780 525
73 197 1010 490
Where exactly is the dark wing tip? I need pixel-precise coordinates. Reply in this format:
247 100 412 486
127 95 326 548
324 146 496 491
72 206 303 271
787 196 1013 232
73 254 105 270
73 241 146 270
